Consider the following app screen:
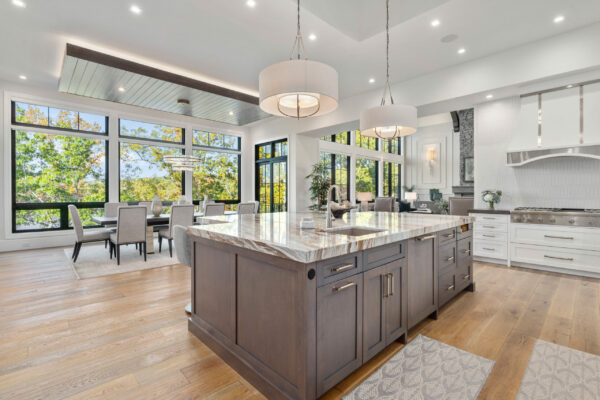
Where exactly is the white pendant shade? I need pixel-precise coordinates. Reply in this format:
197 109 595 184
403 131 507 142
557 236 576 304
360 104 418 139
259 59 338 118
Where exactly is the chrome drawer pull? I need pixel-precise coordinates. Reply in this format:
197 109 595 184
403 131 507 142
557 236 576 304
417 235 436 241
544 255 574 262
482 217 496 220
447 284 455 291
382 275 388 297
483 225 496 229
333 282 357 292
483 248 495 251
446 256 455 262
331 263 354 273
544 235 574 240
462 249 472 254
388 273 394 296
463 274 471 280
482 234 496 238
445 233 455 238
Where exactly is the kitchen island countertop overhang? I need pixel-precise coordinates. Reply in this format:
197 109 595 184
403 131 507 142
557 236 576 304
187 211 475 263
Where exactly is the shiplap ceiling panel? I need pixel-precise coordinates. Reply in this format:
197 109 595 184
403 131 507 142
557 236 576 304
59 44 270 126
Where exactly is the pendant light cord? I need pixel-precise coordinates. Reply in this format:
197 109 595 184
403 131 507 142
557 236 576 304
289 0 306 60
381 0 395 106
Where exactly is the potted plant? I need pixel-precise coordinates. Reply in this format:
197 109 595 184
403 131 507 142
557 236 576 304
481 190 502 210
306 161 331 211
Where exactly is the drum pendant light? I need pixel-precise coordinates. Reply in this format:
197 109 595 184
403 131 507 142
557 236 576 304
259 0 338 119
360 0 417 139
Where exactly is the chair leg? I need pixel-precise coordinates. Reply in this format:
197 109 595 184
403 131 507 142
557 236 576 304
116 245 121 266
158 236 162 253
135 243 138 250
72 242 78 259
143 241 147 262
105 239 108 249
139 242 142 255
168 239 173 258
109 242 113 259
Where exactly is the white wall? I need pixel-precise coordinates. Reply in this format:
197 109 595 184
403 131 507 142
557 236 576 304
474 96 600 209
0 79 251 252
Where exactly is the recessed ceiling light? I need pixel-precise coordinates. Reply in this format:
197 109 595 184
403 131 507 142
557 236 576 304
553 15 565 23
431 19 440 27
228 111 234 116
457 48 466 54
308 33 317 41
118 87 126 92
130 4 142 14
486 94 493 99
246 0 256 7
18 74 27 80
12 0 26 8
368 78 375 84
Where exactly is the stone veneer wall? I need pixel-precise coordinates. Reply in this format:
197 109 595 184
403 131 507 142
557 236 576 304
458 108 474 187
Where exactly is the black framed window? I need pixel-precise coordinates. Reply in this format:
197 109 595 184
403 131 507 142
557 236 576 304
355 130 378 150
321 131 351 145
119 119 183 144
255 139 288 213
355 158 378 199
12 101 107 135
383 162 402 198
193 130 241 150
383 138 401 155
320 152 350 201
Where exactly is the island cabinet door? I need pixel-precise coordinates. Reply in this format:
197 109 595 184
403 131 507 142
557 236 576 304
316 273 363 397
407 234 439 329
362 266 386 363
384 258 408 346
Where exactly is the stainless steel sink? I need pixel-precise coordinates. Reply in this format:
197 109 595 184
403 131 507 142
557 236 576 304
324 226 385 237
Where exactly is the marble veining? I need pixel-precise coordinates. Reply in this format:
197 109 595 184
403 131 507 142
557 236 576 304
187 212 474 263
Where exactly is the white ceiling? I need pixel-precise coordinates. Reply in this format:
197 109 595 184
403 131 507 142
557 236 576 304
1 0 600 101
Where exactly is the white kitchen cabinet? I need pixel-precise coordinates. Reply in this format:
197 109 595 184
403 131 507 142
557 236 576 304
583 82 600 145
470 212 510 266
541 87 580 148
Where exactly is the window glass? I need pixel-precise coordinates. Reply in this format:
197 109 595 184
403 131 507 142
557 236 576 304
383 162 401 198
193 130 240 150
13 101 106 133
355 158 378 199
120 119 183 143
383 138 401 155
355 130 378 150
192 150 239 201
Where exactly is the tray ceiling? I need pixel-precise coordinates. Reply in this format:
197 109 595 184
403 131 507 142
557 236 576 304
58 44 271 126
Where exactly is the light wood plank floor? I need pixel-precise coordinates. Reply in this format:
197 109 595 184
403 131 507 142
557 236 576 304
0 247 599 399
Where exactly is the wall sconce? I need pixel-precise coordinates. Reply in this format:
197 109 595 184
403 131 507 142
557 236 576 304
426 148 437 163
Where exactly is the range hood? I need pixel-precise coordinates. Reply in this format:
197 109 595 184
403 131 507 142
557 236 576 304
507 144 600 166
507 79 600 167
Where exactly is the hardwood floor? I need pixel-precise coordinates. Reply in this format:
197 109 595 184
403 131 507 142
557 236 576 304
0 247 599 399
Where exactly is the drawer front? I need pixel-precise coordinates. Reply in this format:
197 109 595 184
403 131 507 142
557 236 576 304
474 231 508 243
469 213 510 224
317 253 362 287
363 242 405 270
456 258 472 292
510 243 600 274
438 270 456 306
473 241 507 259
456 223 473 240
510 224 600 252
457 237 473 260
438 228 457 245
438 242 457 273
474 221 508 233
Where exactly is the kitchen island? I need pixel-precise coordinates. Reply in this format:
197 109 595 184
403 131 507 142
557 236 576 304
187 212 474 399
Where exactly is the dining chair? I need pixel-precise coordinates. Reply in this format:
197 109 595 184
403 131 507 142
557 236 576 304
138 201 152 215
374 197 395 212
204 203 225 216
109 206 147 265
68 205 112 263
158 205 194 257
173 225 192 313
449 197 474 216
104 202 128 218
237 202 256 215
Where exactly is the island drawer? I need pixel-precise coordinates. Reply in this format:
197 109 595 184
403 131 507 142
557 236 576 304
456 258 473 292
317 253 363 286
456 223 473 240
439 269 456 307
457 237 472 260
439 242 457 273
363 241 406 270
438 228 457 244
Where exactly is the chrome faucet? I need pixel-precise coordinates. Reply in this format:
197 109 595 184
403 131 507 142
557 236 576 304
326 185 340 229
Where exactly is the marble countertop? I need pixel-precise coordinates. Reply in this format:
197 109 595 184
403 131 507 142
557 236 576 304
187 212 474 263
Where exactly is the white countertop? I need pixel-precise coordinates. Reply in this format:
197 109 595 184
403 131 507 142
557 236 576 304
187 211 474 263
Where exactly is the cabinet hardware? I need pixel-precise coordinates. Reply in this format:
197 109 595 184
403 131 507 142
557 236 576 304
463 274 471 280
446 256 455 262
544 235 574 240
482 217 496 220
388 273 394 296
445 233 455 238
483 225 496 229
382 274 388 297
331 263 354 273
447 284 455 291
482 234 495 238
544 255 574 261
462 249 472 254
482 248 494 251
417 235 435 241
333 282 356 292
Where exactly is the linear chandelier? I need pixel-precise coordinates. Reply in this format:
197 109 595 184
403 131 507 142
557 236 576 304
258 0 338 119
360 0 417 139
163 155 200 172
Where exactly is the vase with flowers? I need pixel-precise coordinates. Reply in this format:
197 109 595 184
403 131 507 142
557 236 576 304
481 190 502 210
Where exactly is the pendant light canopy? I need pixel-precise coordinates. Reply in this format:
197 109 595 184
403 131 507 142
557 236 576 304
360 0 417 139
259 0 338 119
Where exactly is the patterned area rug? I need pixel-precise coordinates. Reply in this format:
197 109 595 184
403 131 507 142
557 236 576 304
64 240 180 279
517 340 600 399
344 335 494 400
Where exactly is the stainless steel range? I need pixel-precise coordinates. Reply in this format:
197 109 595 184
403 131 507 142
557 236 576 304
511 207 600 228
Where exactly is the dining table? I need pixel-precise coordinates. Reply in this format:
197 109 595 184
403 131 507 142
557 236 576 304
91 211 236 254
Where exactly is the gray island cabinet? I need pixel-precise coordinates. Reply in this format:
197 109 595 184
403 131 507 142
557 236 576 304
187 212 474 399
